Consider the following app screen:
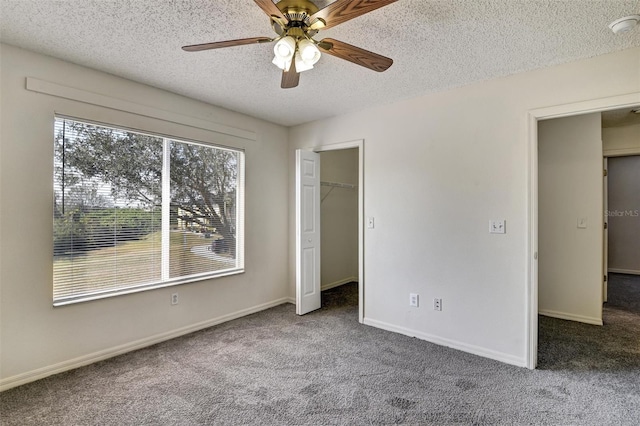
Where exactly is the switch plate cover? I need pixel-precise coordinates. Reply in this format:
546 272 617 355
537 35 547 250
409 293 419 307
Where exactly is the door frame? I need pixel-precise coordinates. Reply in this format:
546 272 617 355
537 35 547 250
527 92 640 369
603 151 640 299
603 152 640 288
603 157 608 303
313 139 365 323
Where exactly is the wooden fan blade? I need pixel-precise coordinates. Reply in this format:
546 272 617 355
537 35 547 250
182 37 272 52
254 0 287 21
281 60 300 89
309 0 398 30
319 38 393 72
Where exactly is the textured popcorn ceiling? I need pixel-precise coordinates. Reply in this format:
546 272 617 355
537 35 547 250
1 0 639 126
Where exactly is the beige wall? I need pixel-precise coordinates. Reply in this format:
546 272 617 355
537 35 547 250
0 45 290 389
2 42 639 386
538 113 603 325
603 124 640 155
607 155 640 274
320 149 359 289
288 47 640 366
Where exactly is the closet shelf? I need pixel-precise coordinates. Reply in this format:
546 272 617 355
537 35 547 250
321 181 357 190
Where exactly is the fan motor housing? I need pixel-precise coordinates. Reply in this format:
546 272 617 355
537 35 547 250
277 0 319 22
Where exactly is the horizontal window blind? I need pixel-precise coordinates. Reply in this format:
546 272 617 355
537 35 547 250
53 117 244 305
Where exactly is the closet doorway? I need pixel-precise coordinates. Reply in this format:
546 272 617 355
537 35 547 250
317 141 364 322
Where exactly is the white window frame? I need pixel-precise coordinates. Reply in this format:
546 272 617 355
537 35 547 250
53 115 245 306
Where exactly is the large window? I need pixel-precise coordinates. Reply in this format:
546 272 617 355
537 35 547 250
53 117 244 305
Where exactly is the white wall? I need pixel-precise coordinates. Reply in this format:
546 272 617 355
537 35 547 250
538 113 603 325
603 124 640 155
0 45 289 389
607 155 640 274
288 47 640 366
320 149 359 289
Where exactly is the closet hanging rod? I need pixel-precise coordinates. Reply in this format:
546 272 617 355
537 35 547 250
321 181 357 190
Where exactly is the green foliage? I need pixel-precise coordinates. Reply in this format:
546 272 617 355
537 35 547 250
170 142 238 254
56 122 163 207
54 208 161 256
54 119 240 257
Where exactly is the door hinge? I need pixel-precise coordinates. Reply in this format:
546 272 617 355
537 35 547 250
604 222 608 229
604 275 607 282
604 169 608 177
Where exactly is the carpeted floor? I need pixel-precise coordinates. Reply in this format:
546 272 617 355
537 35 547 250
1 275 639 425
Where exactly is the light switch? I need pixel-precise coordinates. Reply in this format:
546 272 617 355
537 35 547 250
367 217 375 229
577 217 587 229
489 220 506 234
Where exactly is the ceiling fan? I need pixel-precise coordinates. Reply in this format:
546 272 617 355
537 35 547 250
182 0 397 88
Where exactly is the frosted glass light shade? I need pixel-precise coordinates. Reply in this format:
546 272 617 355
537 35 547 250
272 56 292 71
293 39 321 73
294 52 314 72
272 36 296 70
298 39 321 64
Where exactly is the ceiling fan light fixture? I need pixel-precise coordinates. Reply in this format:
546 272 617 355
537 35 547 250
272 56 292 71
298 39 321 63
294 51 314 72
182 0 398 89
272 36 296 71
273 36 296 60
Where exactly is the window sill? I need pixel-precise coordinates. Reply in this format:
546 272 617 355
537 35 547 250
53 268 244 307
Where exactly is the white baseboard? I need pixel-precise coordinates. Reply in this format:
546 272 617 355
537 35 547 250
321 277 358 292
608 268 640 276
362 318 527 368
0 297 290 392
538 309 603 326
285 296 296 304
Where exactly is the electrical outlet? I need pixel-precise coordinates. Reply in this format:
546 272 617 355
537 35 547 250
409 293 419 307
171 293 179 305
489 220 506 234
434 298 442 311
